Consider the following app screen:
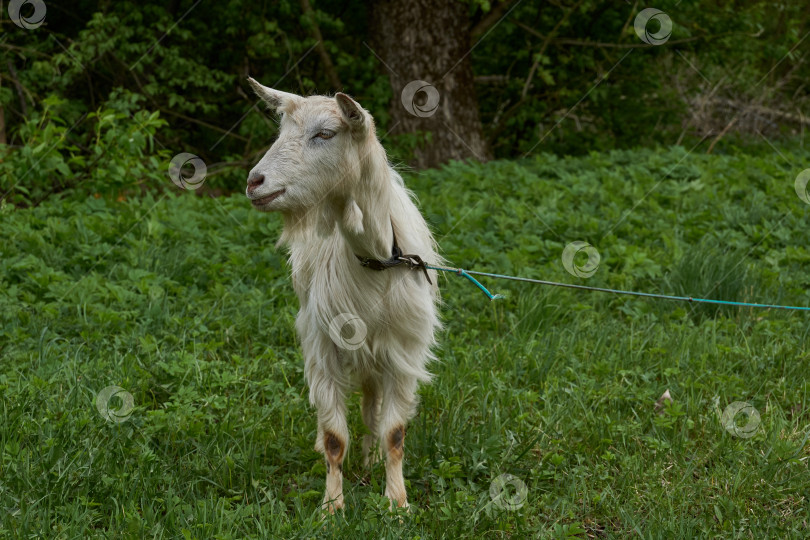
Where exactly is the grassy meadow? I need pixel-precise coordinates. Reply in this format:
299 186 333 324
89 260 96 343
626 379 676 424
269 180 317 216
2 146 810 538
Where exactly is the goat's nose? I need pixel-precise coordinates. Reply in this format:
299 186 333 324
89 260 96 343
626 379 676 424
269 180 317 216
247 173 265 194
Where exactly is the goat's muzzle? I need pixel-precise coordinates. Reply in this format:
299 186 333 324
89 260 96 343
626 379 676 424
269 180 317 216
246 173 265 195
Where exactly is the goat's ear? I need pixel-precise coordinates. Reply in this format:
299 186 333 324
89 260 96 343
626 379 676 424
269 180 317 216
335 93 366 131
247 77 298 111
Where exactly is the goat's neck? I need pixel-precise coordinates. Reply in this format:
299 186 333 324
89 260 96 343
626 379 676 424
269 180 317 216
335 153 395 260
278 147 395 261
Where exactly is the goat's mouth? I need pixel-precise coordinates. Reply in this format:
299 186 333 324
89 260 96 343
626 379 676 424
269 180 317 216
251 189 286 208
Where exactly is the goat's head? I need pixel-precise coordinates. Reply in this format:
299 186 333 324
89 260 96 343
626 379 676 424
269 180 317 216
245 78 375 214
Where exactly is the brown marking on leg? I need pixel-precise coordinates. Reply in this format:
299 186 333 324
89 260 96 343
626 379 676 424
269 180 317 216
322 430 346 513
387 425 405 462
384 424 408 508
324 431 344 461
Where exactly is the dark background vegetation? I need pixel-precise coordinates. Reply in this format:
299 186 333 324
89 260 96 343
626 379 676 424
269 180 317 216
1 0 809 204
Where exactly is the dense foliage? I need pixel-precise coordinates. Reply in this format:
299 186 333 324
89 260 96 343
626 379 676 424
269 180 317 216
2 0 808 203
2 149 809 537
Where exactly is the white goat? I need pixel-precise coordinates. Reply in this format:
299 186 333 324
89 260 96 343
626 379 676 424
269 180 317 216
245 78 442 512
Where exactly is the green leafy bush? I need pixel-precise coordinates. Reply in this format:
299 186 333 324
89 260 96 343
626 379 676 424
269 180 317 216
0 93 167 205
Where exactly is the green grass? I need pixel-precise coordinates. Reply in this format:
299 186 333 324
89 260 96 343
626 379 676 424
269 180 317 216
2 146 810 538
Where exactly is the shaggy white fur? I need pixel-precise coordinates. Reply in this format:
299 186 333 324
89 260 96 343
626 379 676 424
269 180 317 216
245 78 442 512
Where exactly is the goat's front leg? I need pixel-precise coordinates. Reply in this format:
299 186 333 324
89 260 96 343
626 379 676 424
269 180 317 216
311 374 349 514
379 376 419 509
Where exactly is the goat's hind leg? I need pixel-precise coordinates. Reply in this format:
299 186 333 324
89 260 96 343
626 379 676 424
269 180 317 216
361 380 382 467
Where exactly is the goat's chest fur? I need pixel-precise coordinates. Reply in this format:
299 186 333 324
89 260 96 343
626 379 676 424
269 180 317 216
286 226 439 387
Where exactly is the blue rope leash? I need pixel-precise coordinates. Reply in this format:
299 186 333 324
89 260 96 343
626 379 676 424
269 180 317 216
426 264 810 311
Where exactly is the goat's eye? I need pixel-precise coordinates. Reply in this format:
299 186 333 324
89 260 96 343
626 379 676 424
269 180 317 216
313 129 335 140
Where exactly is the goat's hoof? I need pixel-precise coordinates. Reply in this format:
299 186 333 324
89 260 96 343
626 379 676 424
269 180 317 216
320 497 345 517
386 497 410 524
386 495 410 513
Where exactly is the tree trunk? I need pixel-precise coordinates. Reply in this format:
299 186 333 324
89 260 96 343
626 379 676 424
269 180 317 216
370 0 491 169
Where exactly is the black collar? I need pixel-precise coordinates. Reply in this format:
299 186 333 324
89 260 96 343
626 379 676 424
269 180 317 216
354 223 432 285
